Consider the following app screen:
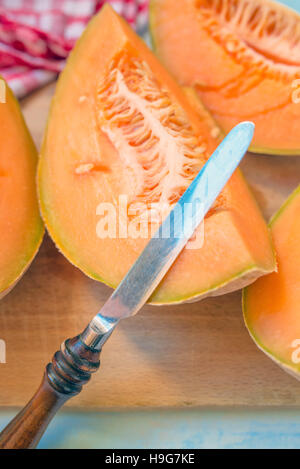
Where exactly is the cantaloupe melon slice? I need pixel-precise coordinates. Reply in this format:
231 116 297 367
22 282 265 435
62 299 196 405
0 80 44 298
150 0 300 155
38 4 275 304
243 186 300 379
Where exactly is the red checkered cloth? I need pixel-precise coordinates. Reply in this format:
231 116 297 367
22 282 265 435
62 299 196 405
0 0 149 98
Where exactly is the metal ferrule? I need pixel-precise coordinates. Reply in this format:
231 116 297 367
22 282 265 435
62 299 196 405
80 315 119 350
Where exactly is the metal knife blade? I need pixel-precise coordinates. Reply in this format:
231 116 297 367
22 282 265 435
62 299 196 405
81 121 254 349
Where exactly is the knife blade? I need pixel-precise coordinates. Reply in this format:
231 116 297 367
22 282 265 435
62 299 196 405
81 121 254 349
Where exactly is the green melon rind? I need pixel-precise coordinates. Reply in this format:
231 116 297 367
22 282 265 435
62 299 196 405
268 185 300 227
0 81 44 299
243 185 300 377
38 8 275 305
149 0 300 157
246 146 300 157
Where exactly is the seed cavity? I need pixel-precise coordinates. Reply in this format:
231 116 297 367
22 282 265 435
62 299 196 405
97 53 213 218
195 0 300 81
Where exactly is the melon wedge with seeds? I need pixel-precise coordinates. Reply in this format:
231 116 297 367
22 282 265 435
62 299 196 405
150 0 300 155
0 79 44 298
243 186 300 379
38 4 275 304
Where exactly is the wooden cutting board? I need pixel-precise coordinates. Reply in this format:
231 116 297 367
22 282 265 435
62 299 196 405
0 83 299 409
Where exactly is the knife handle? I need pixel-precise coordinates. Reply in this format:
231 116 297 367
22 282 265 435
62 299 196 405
0 335 100 449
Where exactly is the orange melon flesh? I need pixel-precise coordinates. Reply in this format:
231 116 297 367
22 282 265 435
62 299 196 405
0 81 44 298
38 4 275 304
243 186 300 378
150 0 300 155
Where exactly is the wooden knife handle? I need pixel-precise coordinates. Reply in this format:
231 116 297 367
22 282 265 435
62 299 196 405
0 335 100 449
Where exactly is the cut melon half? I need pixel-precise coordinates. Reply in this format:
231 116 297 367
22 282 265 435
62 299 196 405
243 186 300 379
0 80 44 298
38 4 275 304
150 0 300 155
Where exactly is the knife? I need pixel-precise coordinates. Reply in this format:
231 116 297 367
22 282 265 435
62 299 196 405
0 121 254 449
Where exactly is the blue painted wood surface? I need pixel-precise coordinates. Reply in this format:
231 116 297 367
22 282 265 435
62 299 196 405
0 408 300 449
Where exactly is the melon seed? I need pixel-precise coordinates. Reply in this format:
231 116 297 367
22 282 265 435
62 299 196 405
75 163 95 174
